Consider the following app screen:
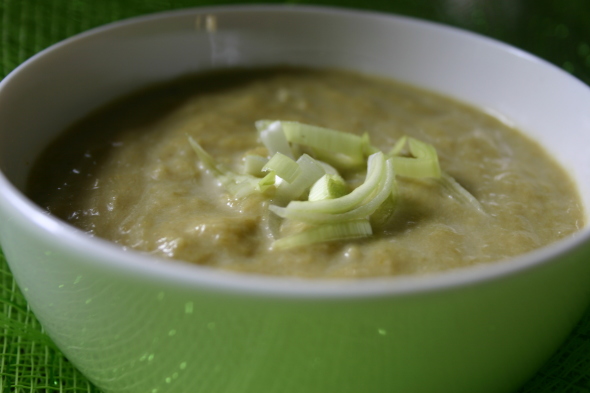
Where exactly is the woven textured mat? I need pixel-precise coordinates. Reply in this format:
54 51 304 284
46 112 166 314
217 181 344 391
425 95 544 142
1 0 590 392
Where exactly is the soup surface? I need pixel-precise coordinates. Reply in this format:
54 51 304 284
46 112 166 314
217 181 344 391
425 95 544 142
28 67 583 278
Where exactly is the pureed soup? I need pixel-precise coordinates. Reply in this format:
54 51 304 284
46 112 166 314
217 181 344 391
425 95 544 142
27 67 583 278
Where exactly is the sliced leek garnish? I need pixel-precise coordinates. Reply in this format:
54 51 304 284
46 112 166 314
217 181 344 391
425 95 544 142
272 219 372 250
438 172 484 213
390 137 442 178
262 152 301 184
256 120 294 159
308 174 348 202
274 153 326 204
281 121 365 159
189 120 483 249
370 192 398 230
387 135 407 157
257 171 276 193
271 153 388 217
244 154 268 176
271 158 396 224
189 137 275 198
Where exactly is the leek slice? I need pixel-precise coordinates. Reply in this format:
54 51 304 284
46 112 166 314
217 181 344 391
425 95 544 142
274 154 326 204
390 137 441 178
370 192 398 230
272 219 372 250
188 136 226 177
388 136 407 156
312 149 364 172
244 154 268 177
256 120 294 159
281 121 364 157
271 158 396 224
278 121 367 170
189 137 273 198
308 174 348 202
262 152 301 183
438 172 485 213
257 171 276 193
273 152 386 217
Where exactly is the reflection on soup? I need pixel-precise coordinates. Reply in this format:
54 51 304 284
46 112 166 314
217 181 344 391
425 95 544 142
27 67 583 278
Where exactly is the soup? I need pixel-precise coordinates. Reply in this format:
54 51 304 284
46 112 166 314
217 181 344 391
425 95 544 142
27 67 583 278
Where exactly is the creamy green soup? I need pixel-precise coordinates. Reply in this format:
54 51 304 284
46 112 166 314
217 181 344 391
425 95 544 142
27 67 583 278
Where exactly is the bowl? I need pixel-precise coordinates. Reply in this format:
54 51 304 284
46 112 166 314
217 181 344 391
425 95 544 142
1 5 590 393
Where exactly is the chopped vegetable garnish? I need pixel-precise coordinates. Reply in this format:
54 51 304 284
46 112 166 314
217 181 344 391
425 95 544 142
388 135 407 157
281 121 364 158
271 219 372 250
438 172 485 213
274 152 387 216
273 154 326 205
390 137 442 178
308 174 348 202
244 154 268 176
263 120 369 171
257 171 276 193
189 137 273 198
189 120 482 249
262 152 301 183
270 157 396 224
370 192 398 230
256 120 294 159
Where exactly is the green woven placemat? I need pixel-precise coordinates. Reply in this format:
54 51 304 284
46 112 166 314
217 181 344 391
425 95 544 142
1 1 590 392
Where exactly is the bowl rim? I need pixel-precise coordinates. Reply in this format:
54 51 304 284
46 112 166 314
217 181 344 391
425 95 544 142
1 3 589 299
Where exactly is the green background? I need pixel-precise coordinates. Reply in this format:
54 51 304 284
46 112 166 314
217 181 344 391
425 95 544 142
1 0 589 392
